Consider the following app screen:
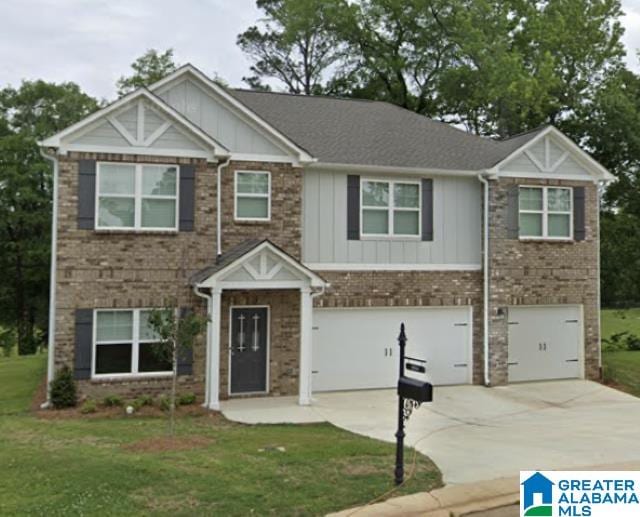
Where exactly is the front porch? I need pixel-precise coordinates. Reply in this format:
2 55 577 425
192 239 327 410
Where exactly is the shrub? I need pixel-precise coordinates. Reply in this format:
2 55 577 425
50 366 77 409
157 395 171 412
626 335 640 351
103 395 123 407
602 332 629 352
178 393 196 406
80 399 97 414
132 395 154 410
0 328 14 357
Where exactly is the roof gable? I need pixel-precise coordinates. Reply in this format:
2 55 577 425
40 89 230 160
149 65 315 164
491 126 614 182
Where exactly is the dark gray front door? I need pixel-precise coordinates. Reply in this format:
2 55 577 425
230 307 268 394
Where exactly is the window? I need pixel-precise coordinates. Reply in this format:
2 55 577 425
93 309 172 377
235 171 270 220
519 186 572 239
361 179 421 237
97 163 178 230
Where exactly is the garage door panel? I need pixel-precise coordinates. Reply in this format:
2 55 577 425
312 307 472 392
508 306 581 382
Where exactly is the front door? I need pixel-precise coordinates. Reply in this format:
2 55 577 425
230 307 269 394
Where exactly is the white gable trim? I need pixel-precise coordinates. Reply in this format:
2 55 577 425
149 65 316 165
489 126 615 182
197 241 327 289
40 88 230 159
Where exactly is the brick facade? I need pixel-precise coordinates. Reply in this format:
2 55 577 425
487 177 600 385
52 151 601 401
53 153 302 401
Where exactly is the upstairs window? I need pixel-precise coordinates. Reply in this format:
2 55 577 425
93 309 172 377
235 171 271 220
519 186 572 239
361 179 421 237
96 163 178 230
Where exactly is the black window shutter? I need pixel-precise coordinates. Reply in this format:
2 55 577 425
74 309 93 380
77 160 96 229
573 186 586 241
421 178 434 241
347 175 360 240
177 307 194 375
179 164 196 231
507 185 520 239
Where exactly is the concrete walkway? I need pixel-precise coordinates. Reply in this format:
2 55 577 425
221 380 640 485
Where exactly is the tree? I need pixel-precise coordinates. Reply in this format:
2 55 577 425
0 81 98 354
147 304 207 435
237 0 347 94
116 49 179 96
440 0 626 136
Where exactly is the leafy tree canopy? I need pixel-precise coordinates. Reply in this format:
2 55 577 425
116 49 179 96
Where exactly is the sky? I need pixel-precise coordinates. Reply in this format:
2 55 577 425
0 0 639 101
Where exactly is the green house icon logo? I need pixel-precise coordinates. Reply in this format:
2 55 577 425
522 472 554 516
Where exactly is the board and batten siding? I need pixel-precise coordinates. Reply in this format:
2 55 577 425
157 78 288 156
302 169 482 266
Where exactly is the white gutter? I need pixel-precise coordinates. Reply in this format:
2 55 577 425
307 161 483 178
40 149 59 407
193 285 213 408
477 173 491 386
216 158 230 256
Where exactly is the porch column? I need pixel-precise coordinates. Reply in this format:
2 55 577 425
299 287 313 406
208 287 222 410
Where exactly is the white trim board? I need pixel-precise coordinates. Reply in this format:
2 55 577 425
304 263 482 271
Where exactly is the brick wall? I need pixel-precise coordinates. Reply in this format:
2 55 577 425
487 177 600 385
54 153 303 401
221 161 302 259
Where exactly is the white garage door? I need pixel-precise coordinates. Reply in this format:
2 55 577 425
312 307 472 392
508 306 582 382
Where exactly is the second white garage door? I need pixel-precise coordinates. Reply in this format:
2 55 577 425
508 306 582 382
312 307 472 392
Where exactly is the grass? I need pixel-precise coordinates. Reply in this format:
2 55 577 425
600 308 640 341
601 308 640 398
0 354 442 516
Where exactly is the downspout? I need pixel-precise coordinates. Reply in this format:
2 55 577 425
477 173 491 387
596 180 603 377
216 157 230 257
193 285 212 408
40 149 59 407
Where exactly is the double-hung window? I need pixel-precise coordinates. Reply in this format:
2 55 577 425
97 163 178 230
519 186 572 239
93 309 172 377
235 170 271 220
361 179 421 237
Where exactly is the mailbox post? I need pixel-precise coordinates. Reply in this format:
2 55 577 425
394 323 433 485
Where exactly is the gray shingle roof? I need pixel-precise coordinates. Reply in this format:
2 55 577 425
230 89 538 171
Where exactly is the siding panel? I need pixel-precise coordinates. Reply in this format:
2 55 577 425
303 169 482 266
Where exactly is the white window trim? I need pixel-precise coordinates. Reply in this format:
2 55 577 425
95 162 180 232
519 186 573 241
360 178 422 239
234 170 271 221
92 308 173 379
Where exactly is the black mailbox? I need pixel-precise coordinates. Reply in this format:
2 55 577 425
398 376 433 403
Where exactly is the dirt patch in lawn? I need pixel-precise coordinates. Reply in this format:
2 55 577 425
123 435 215 453
30 374 48 412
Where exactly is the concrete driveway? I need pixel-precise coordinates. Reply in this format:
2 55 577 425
311 380 640 484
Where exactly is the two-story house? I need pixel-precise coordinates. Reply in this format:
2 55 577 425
39 64 614 409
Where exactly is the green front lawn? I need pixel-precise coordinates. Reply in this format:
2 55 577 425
0 354 441 516
601 308 640 398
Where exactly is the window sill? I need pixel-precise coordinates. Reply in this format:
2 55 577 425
233 219 272 225
93 229 179 236
360 235 422 242
90 372 174 383
518 237 574 243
